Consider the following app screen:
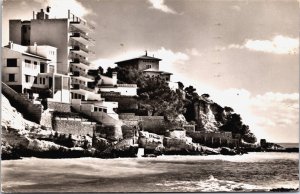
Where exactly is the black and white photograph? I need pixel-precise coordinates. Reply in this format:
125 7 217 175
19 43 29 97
1 0 299 192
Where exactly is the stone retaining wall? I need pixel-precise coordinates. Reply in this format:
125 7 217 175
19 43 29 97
188 131 239 148
53 117 96 136
47 101 71 112
119 114 179 135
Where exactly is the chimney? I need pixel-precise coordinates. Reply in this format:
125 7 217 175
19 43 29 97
46 6 51 13
9 41 13 49
33 11 35 19
112 72 117 85
34 42 37 54
36 9 45 20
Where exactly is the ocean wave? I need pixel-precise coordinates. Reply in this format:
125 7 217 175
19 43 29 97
155 175 297 192
155 152 298 163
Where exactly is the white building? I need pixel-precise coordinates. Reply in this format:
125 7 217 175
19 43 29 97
9 8 98 102
2 42 70 103
98 72 138 96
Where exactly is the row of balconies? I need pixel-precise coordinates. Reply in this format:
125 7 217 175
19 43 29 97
70 58 90 65
70 32 95 46
70 70 94 80
71 83 95 92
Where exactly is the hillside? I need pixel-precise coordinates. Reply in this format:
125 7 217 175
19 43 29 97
104 66 257 143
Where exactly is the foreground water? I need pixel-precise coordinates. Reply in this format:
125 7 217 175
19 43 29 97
1 152 299 192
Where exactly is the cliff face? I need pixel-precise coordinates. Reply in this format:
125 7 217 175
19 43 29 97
1 94 95 159
192 95 256 143
194 97 226 132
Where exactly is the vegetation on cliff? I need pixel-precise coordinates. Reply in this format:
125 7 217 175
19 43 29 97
103 66 257 143
105 67 186 121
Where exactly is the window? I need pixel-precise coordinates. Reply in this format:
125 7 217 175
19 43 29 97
103 109 107 113
25 75 30 83
40 77 42 84
42 78 46 85
94 107 97 112
33 76 37 84
33 61 38 69
7 59 17 67
8 74 15 82
146 64 152 69
25 59 31 68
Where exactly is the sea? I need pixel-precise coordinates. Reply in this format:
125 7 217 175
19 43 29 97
1 152 299 192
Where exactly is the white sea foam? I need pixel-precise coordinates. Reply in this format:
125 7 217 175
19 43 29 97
155 152 298 163
156 175 260 192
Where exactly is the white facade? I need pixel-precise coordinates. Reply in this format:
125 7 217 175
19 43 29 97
7 8 122 127
98 74 117 86
2 42 71 103
9 9 96 102
71 99 120 123
2 44 50 92
98 73 138 96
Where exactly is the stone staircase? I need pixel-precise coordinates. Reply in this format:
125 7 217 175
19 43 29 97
2 82 43 123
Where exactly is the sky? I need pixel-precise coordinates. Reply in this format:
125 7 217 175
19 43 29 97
2 0 299 143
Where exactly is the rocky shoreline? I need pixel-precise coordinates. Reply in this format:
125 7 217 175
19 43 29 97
1 94 295 160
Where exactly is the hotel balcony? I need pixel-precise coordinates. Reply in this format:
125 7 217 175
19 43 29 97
70 63 90 74
70 45 91 57
71 74 94 87
71 83 95 92
70 71 95 80
70 58 90 66
68 11 95 32
70 32 95 46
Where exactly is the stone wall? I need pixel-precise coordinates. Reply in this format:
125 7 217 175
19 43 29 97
187 131 239 148
40 111 53 129
119 114 180 135
183 124 195 132
53 117 96 136
46 101 71 112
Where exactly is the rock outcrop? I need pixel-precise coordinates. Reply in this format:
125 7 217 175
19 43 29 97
1 94 94 159
138 131 163 150
138 130 209 155
193 95 256 143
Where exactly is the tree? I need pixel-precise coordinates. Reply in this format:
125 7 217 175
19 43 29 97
201 93 210 98
224 106 234 112
220 113 256 143
178 81 184 90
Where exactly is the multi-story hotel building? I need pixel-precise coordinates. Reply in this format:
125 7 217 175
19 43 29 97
7 7 122 131
9 7 98 102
